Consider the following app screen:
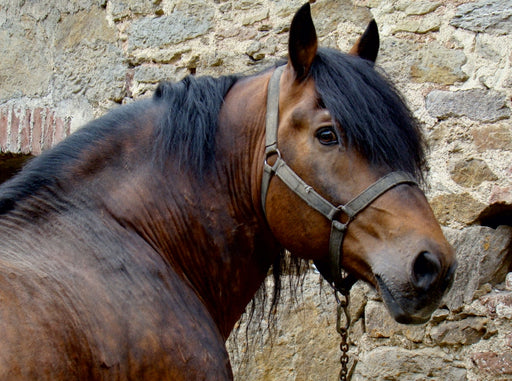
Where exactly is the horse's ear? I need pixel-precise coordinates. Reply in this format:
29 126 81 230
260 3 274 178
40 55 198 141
288 3 318 81
349 19 379 64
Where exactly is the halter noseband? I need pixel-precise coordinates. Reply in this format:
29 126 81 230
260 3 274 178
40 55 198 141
261 65 418 292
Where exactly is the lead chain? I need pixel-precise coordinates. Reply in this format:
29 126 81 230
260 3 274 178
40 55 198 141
335 291 356 381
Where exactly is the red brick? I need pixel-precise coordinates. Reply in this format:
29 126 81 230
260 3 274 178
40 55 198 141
42 109 54 151
20 109 31 154
0 107 9 152
32 108 43 155
54 116 69 146
9 108 21 152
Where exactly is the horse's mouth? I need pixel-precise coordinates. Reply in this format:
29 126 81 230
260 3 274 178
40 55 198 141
375 275 431 325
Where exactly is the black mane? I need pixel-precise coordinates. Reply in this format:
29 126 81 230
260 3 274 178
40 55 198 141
311 48 426 182
152 74 239 173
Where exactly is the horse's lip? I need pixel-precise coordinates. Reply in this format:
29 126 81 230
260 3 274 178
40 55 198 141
375 275 429 325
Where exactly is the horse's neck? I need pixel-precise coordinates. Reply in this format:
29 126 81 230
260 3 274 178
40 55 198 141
123 166 278 339
152 73 279 338
101 77 278 338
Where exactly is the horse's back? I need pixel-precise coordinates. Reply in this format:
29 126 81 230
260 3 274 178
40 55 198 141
0 217 232 380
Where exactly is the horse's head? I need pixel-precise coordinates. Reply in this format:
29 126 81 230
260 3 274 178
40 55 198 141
262 3 456 324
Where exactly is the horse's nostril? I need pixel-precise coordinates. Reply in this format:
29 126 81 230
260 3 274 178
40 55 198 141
412 251 441 291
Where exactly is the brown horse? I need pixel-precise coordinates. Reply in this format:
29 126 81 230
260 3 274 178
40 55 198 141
0 3 456 380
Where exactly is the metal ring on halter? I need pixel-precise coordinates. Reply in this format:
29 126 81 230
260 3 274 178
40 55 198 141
264 147 282 168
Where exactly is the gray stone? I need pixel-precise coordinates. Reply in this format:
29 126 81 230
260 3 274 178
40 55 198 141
311 0 373 37
442 226 512 311
430 317 488 345
133 65 181 84
234 1 263 11
241 9 269 26
411 43 468 84
53 44 127 104
426 89 511 122
353 347 467 381
53 7 126 104
55 6 117 49
403 1 442 15
450 0 512 35
392 16 441 34
0 27 52 101
378 37 418 83
365 301 425 342
127 0 214 50
348 280 371 322
108 0 163 21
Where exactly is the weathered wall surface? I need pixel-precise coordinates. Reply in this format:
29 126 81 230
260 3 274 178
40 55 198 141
0 0 511 380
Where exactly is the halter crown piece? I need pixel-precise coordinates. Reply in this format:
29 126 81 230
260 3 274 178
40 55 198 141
261 65 418 293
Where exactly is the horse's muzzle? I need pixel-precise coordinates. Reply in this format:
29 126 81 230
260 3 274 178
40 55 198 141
376 252 457 325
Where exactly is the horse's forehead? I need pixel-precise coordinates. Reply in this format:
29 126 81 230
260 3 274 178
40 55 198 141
281 75 319 112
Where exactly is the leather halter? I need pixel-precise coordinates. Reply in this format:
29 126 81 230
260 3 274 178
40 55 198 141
261 65 418 292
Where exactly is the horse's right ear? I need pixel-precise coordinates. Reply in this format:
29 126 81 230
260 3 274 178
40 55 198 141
349 19 380 64
288 3 318 81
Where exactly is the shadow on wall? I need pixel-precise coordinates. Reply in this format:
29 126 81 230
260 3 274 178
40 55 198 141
0 153 33 185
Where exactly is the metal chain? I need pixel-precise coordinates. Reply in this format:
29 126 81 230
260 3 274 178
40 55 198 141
334 290 356 381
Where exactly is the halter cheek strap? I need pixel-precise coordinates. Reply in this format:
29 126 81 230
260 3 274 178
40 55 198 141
261 65 418 292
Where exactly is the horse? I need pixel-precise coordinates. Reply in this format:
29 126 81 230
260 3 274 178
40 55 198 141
0 3 456 380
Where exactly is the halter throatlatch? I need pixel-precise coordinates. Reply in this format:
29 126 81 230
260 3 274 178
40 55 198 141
261 65 418 293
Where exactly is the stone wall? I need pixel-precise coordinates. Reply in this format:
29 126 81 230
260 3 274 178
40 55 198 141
0 0 511 380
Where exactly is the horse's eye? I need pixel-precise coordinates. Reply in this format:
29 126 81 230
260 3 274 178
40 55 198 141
315 127 338 146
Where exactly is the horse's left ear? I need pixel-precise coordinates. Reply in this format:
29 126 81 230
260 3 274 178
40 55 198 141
349 19 380 64
288 3 318 81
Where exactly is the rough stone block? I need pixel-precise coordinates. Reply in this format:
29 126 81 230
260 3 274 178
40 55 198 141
429 317 488 345
0 27 52 102
425 89 511 122
354 347 467 381
450 0 512 35
442 226 512 311
108 0 163 21
127 1 214 50
411 43 468 85
449 158 498 188
365 300 425 342
392 16 441 34
430 193 486 225
401 1 442 15
472 123 512 152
